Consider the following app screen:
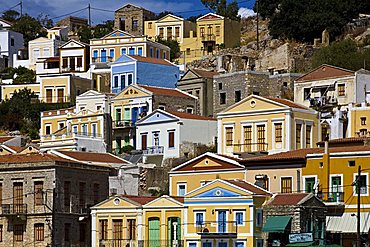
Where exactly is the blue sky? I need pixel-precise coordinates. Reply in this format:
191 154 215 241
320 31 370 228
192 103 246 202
0 0 256 25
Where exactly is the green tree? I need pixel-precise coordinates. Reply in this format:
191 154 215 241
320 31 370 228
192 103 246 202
37 14 54 29
155 11 174 20
201 0 240 20
0 66 36 84
11 15 47 46
155 37 181 62
311 39 370 71
1 10 20 22
93 20 114 39
187 14 203 23
253 0 280 19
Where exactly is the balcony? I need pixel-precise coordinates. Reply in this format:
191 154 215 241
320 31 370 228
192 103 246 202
113 120 134 129
201 34 216 42
39 96 71 104
230 143 268 154
92 56 114 63
61 67 84 72
143 146 164 155
317 192 345 205
196 221 238 238
1 204 27 215
99 240 184 247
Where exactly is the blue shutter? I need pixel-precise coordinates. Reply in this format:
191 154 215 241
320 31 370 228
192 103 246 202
138 47 143 56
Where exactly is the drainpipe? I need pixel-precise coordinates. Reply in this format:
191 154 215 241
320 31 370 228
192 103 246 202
324 141 330 201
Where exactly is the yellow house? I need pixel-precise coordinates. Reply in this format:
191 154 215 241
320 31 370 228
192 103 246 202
217 95 319 156
183 179 271 247
348 102 370 137
169 152 246 196
1 83 40 101
302 145 370 246
39 74 92 103
144 13 240 64
59 39 90 75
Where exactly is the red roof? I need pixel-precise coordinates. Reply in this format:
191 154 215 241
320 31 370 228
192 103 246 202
0 136 15 143
317 137 368 147
227 179 272 196
56 151 129 164
267 193 310 206
193 69 219 78
167 110 216 121
6 146 25 153
0 153 74 164
266 97 310 110
124 195 158 205
141 85 194 99
130 55 174 66
296 64 354 82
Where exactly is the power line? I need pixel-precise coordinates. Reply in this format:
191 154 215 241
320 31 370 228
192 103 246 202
50 7 88 20
0 1 21 15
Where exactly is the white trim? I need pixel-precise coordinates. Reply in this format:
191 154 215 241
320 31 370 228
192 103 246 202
234 210 245 226
272 121 284 151
177 182 187 196
249 205 254 235
302 175 318 193
353 172 369 196
194 211 205 227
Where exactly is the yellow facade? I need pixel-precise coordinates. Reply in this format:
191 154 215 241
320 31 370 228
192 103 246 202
59 39 89 73
145 13 240 64
217 95 319 156
348 103 370 137
1 84 40 101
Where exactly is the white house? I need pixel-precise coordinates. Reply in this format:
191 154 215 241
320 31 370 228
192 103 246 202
135 109 217 162
0 28 23 68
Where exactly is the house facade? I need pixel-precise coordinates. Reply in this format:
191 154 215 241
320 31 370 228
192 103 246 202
59 39 90 77
110 54 179 93
217 95 319 156
0 29 23 68
135 109 217 161
27 36 64 70
111 84 198 153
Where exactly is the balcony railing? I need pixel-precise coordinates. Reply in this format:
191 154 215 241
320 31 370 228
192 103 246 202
201 34 216 42
317 192 344 203
113 120 134 129
196 221 238 237
1 204 27 215
143 146 164 155
39 96 71 104
231 143 268 153
92 56 114 63
42 132 102 140
61 67 84 72
99 240 184 247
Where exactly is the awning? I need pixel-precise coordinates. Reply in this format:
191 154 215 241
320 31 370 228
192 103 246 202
286 241 314 247
326 212 370 233
262 216 292 233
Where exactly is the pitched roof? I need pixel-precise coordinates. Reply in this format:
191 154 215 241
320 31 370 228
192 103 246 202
6 146 25 153
140 85 195 99
227 179 272 196
130 55 174 66
0 136 15 143
167 111 216 121
266 97 310 110
316 137 368 147
296 64 355 82
54 151 130 164
193 69 219 78
266 193 311 206
0 153 73 164
124 195 158 205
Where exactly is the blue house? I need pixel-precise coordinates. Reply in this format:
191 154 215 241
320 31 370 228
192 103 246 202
110 54 180 93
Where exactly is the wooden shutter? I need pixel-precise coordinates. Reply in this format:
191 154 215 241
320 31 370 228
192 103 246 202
34 181 43 206
168 131 175 148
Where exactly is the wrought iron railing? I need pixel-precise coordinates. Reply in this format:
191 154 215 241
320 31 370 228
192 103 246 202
317 192 344 203
113 120 134 128
42 132 102 139
1 204 27 214
92 56 114 63
143 146 164 155
231 143 268 153
201 34 216 42
196 221 238 235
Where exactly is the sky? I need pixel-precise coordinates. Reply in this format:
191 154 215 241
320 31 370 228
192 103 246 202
0 0 256 25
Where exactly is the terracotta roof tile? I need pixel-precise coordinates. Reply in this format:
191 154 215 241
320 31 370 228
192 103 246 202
0 136 15 143
130 55 174 66
244 148 321 163
267 193 310 206
140 85 194 99
227 179 272 196
193 69 219 78
124 195 158 205
266 97 310 110
0 153 75 164
6 146 25 153
167 111 216 121
317 137 368 147
296 64 354 82
57 151 129 164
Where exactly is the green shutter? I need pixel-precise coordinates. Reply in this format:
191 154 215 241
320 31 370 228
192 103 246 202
149 218 160 247
177 217 181 240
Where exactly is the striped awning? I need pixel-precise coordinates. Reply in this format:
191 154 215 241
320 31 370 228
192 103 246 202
326 212 370 233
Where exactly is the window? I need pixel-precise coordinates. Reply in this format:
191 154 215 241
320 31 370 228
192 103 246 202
99 220 108 240
13 182 23 213
150 47 154 57
127 219 136 240
236 242 245 247
33 49 40 59
187 107 194 114
0 224 2 242
77 57 82 68
93 50 98 59
256 239 263 247
93 183 99 204
34 223 44 241
81 124 87 136
132 20 138 31
225 127 233 146
306 125 312 147
72 125 78 134
355 174 368 195
338 84 345 96
113 219 123 241
257 125 266 151
57 88 64 103
45 125 51 135
121 48 127 55
164 51 167 59
256 209 263 227
34 181 43 205
79 182 86 208
215 26 220 36
92 123 97 138
321 125 329 141
244 126 252 152
296 124 302 149
65 223 71 242
114 75 119 88
361 117 367 125
200 27 205 37
14 224 23 242
255 175 269 190
156 49 160 58
109 48 114 59
43 48 50 57
177 183 186 196
148 22 152 29
235 211 244 225
275 123 282 143
58 122 65 130
159 28 164 38
168 131 175 148
11 37 14 46
195 212 204 226
128 74 133 85
281 177 292 193
175 27 180 38
79 223 86 242
138 47 143 56
305 177 316 193
46 88 53 103
64 181 70 209
159 104 166 110
218 83 222 90
186 48 191 55
235 90 241 102
62 58 68 68
0 183 2 204
129 47 135 55
167 27 173 39
141 134 147 150
348 160 356 167
220 92 226 104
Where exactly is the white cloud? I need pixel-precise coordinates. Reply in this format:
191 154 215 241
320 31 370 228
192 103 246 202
238 7 256 18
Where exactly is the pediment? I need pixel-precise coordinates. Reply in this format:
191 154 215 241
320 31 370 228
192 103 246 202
179 70 200 81
137 110 178 125
157 14 184 22
186 180 252 198
114 85 151 100
78 90 104 98
144 196 183 207
61 39 86 49
221 95 287 114
102 30 134 39
93 196 141 209
197 13 224 21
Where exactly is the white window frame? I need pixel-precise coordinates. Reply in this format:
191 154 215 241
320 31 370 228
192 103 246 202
201 241 213 247
42 47 50 57
109 48 115 58
353 172 369 196
186 107 194 114
194 211 205 227
305 121 314 148
295 120 303 149
302 175 318 193
72 125 78 134
216 240 228 247
177 182 187 196
58 121 65 130
271 119 284 149
188 242 198 247
234 210 245 226
223 124 235 148
234 241 246 247
92 123 98 137
216 210 228 233
45 124 52 135
168 129 176 149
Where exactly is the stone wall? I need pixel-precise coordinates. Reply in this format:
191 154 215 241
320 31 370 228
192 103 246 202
153 94 199 114
114 6 155 36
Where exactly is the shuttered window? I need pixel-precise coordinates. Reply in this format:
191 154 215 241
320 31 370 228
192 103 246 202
244 126 252 152
99 220 108 240
14 224 23 242
168 131 175 148
257 125 266 151
281 177 292 193
34 181 43 206
127 219 136 240
296 124 302 149
34 223 44 241
275 123 282 143
225 127 233 146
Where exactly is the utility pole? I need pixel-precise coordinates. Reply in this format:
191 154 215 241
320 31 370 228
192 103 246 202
256 0 259 50
357 165 361 247
88 3 91 27
20 1 23 17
